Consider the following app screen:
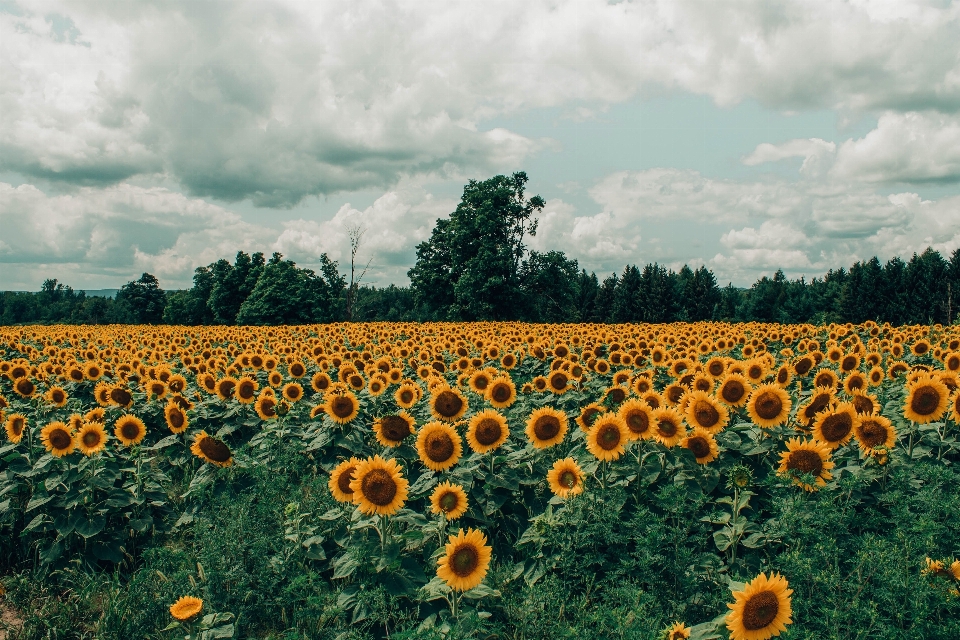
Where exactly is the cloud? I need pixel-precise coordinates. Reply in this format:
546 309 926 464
742 138 836 178
3 0 959 206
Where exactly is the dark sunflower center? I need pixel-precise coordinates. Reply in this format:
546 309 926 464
533 415 561 441
742 590 780 630
794 358 813 375
819 413 853 442
198 436 231 463
721 381 745 403
290 363 305 377
549 372 568 391
337 466 356 495
748 366 763 380
330 396 356 418
559 470 577 488
434 391 463 417
399 390 414 403
804 394 831 420
788 449 823 476
168 408 185 429
693 400 720 428
286 386 301 399
687 436 711 459
82 430 102 447
16 379 35 396
910 386 940 416
238 381 256 399
624 410 648 434
11 418 25 435
71 370 84 381
169 379 185 392
777 369 789 384
424 430 455 462
474 418 502 446
361 468 397 506
914 342 929 354
754 392 783 420
597 424 621 450
608 388 626 404
218 381 235 397
380 415 411 442
582 408 602 428
450 545 480 577
657 418 678 438
474 376 489 390
815 373 834 388
841 356 857 372
708 362 725 376
120 420 142 441
491 384 511 403
349 375 363 388
852 395 874 414
260 398 277 417
666 386 685 404
51 390 65 403
439 491 459 512
858 420 888 448
49 428 72 450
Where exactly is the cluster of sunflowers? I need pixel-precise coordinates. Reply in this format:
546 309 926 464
2 320 959 639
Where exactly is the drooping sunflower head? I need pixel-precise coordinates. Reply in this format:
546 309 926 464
325 390 360 424
853 413 896 454
466 409 509 454
430 387 468 422
618 399 653 440
416 421 463 471
681 428 719 465
430 481 469 520
114 415 147 447
746 384 792 429
349 455 409 516
651 407 687 448
169 596 203 622
576 402 606 433
586 415 629 461
903 374 949 424
684 390 729 433
798 387 835 427
812 402 858 449
190 430 233 467
525 407 568 449
726 572 793 640
373 412 416 447
778 437 834 491
436 527 493 592
329 457 362 503
77 422 108 456
41 421 75 457
486 377 517 409
547 457 586 499
4 413 27 443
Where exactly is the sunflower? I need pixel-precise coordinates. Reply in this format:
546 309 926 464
114 415 147 447
109 385 134 408
214 377 237 401
466 409 509 454
586 415 629 461
430 387 468 422
468 370 493 395
853 413 896 454
618 399 653 440
546 370 570 394
310 404 326 419
718 374 752 407
416 421 462 471
651 407 687 448
76 422 108 456
350 455 409 516
169 595 203 622
325 390 360 424
4 413 26 443
40 421 75 457
311 371 332 393
395 382 420 409
813 368 839 390
430 481 469 520
236 376 258 404
329 457 362 503
164 402 189 434
525 407 568 448
547 457 586 498
436 528 492 592
797 388 834 427
778 437 834 491
44 385 68 407
14 377 35 398
726 572 793 640
255 392 279 421
85 407 106 423
282 382 303 403
681 428 719 464
666 621 691 640
684 390 729 434
903 374 949 424
812 402 858 449
746 384 792 429
849 390 879 415
190 430 233 467
951 390 960 424
373 412 416 447
843 372 866 395
576 402 607 432
268 370 284 387
486 376 517 409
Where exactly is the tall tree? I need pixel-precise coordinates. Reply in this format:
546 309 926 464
115 273 165 324
518 251 580 322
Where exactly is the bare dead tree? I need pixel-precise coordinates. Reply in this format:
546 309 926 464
346 223 372 321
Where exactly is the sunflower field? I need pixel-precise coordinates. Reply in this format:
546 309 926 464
1 321 959 639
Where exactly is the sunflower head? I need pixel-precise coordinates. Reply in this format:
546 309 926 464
486 377 516 408
416 421 463 471
717 374 751 407
681 428 719 465
576 402 607 433
726 573 793 640
547 457 586 499
812 402 857 449
5 413 27 443
169 596 203 622
255 392 279 421
903 374 949 424
684 390 729 433
41 421 75 457
373 412 416 447
586 415 629 461
325 390 360 424
350 455 409 516
525 407 568 449
430 387 468 422
114 415 147 447
651 407 687 448
329 457 362 503
430 481 469 520
190 430 233 467
746 384 792 429
77 422 108 456
778 437 834 491
436 527 493 592
466 409 509 454
854 413 895 454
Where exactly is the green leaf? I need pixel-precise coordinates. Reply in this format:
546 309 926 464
76 515 107 538
26 493 53 512
332 554 358 579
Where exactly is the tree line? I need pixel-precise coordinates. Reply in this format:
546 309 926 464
3 172 959 326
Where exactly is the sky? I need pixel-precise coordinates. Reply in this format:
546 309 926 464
2 0 960 291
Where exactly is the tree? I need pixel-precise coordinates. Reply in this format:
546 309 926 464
518 251 580 322
208 251 265 324
345 224 372 321
611 265 642 323
638 263 675 323
115 273 165 324
236 253 345 325
408 172 544 320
